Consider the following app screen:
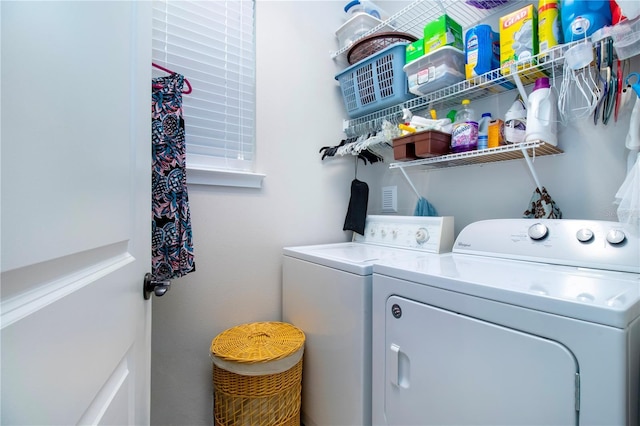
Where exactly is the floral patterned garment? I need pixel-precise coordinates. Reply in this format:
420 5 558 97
151 73 195 280
523 186 562 219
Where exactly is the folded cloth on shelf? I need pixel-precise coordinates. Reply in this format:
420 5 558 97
343 179 369 235
523 186 562 219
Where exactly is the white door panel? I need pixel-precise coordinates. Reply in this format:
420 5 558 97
1 1 152 424
384 295 578 425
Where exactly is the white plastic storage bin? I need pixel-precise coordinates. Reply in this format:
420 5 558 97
336 12 394 50
403 46 465 96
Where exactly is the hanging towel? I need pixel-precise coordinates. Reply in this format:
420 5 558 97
151 74 195 280
414 197 438 216
343 179 369 235
614 152 640 229
523 186 562 219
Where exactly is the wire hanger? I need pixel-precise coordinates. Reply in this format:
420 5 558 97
152 62 193 94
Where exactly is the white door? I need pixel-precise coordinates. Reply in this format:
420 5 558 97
1 2 152 424
383 295 578 425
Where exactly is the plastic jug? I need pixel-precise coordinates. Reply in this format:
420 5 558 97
525 77 558 146
478 112 492 149
559 0 612 42
464 25 500 79
344 0 389 21
538 0 563 52
451 99 479 153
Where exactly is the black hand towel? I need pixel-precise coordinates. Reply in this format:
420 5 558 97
343 179 369 235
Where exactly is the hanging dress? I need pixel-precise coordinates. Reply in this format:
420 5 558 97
151 73 195 280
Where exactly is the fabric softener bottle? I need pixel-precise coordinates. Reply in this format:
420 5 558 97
451 99 478 153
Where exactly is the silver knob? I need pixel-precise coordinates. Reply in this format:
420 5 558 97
576 228 594 243
528 223 548 240
606 229 626 245
415 228 430 244
144 273 171 300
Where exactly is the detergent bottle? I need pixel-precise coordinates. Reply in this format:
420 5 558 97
477 112 492 150
538 0 563 53
525 77 558 146
559 0 611 42
464 25 500 79
451 99 478 153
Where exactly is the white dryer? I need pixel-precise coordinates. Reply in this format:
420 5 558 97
372 219 640 426
283 215 454 426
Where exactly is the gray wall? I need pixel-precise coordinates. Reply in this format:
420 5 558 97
150 1 637 424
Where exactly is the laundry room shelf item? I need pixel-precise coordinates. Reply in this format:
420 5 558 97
388 140 563 169
347 31 418 65
331 0 515 61
210 321 305 426
336 43 415 118
332 0 586 139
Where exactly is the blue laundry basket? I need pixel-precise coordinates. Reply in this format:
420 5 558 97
335 43 414 118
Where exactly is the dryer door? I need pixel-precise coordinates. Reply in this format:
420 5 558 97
384 296 578 425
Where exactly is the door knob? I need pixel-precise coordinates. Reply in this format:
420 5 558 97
144 273 171 299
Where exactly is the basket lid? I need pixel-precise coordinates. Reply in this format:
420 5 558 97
210 321 305 364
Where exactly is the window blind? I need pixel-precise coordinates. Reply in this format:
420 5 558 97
152 0 256 173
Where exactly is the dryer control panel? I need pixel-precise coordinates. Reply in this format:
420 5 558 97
353 215 454 254
453 219 639 273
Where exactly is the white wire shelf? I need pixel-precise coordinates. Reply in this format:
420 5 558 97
343 41 571 137
332 0 516 61
388 141 564 169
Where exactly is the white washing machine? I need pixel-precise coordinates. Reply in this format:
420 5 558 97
372 218 640 426
283 215 454 426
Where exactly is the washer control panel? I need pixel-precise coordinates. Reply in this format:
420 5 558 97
454 219 640 273
353 215 455 254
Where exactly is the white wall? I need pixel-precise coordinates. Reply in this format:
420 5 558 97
150 2 385 424
150 1 638 424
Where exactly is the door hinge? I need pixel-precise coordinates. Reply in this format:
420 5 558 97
575 372 581 412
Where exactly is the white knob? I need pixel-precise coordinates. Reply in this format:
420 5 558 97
528 223 548 240
392 229 398 238
576 228 594 243
415 228 430 244
381 229 387 238
606 229 626 245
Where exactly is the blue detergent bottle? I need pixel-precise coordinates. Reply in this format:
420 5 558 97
464 24 500 79
559 0 612 42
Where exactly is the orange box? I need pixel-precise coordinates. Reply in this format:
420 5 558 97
488 119 505 148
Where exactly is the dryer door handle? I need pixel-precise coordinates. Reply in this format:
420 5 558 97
389 344 400 387
388 344 410 389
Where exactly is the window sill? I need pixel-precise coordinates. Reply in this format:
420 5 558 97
186 167 265 188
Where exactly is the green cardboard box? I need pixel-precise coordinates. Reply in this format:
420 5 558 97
405 38 425 64
423 14 463 54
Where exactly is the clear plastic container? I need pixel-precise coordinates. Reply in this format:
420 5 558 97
403 46 465 96
335 13 393 50
451 99 479 153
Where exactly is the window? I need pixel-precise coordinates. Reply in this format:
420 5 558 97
152 0 263 187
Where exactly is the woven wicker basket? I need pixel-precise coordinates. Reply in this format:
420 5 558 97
210 322 305 426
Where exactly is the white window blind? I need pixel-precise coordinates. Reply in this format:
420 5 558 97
152 0 256 174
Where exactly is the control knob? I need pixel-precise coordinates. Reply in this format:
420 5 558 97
415 228 430 244
606 229 626 245
528 223 548 240
576 228 594 243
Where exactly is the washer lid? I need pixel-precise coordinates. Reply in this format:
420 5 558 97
373 253 640 328
284 242 421 275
